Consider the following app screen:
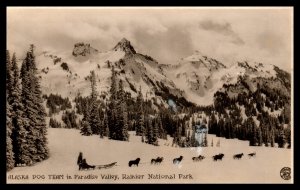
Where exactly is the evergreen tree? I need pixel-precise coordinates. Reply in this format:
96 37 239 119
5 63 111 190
80 119 92 136
157 115 167 139
186 130 191 146
102 109 109 137
19 45 49 164
264 128 269 147
217 117 224 137
90 71 97 100
116 80 129 141
49 118 62 128
145 116 152 144
191 116 196 128
257 126 263 146
203 117 208 124
190 129 198 147
108 66 118 139
99 109 105 138
8 52 24 112
202 132 208 147
6 102 15 171
208 115 213 133
247 117 258 146
277 129 286 148
6 50 13 94
6 51 28 166
70 110 78 129
89 104 101 134
284 125 291 149
224 119 231 139
10 105 29 166
80 99 92 136
32 46 49 162
29 46 49 162
181 120 186 137
145 117 159 146
136 87 144 136
88 71 101 135
153 118 159 145
62 110 78 129
177 122 182 145
270 128 275 147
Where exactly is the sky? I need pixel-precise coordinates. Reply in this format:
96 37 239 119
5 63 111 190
7 7 293 72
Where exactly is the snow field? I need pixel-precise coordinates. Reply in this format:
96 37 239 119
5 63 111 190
7 128 292 184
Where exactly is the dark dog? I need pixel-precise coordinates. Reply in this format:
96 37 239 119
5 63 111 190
173 156 183 164
248 152 256 158
233 153 244 159
79 159 95 170
151 158 156 164
156 157 163 164
213 153 224 161
151 157 164 165
128 158 140 167
192 155 205 162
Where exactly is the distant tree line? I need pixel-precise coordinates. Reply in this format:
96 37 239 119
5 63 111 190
60 58 291 150
49 118 62 128
75 66 197 147
44 93 72 116
48 110 78 129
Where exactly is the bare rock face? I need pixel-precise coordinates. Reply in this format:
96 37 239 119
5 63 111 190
72 43 98 57
112 38 136 55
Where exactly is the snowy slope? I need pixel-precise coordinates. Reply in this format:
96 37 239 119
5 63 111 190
165 51 281 105
164 51 226 105
35 39 182 109
37 48 125 98
7 128 292 184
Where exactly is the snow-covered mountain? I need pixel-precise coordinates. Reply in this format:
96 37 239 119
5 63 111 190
165 51 290 105
36 38 183 108
164 51 227 105
34 38 290 107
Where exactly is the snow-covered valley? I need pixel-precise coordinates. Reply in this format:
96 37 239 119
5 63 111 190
7 128 292 184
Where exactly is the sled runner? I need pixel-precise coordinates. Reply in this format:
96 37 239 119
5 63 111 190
95 162 118 169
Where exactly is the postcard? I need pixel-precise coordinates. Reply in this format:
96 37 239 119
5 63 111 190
6 7 293 184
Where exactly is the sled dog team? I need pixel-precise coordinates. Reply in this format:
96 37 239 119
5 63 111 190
77 151 256 170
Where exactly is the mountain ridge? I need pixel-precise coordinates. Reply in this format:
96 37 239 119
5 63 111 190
34 38 290 108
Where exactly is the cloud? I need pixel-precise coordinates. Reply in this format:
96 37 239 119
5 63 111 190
7 8 292 72
133 25 193 64
256 31 284 54
199 20 245 45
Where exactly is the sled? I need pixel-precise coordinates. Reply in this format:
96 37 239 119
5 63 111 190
95 162 118 169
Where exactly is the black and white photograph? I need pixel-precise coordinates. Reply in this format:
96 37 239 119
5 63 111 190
6 7 293 183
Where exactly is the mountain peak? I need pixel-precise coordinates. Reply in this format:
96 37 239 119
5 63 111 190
113 38 136 54
72 42 98 57
120 38 130 43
